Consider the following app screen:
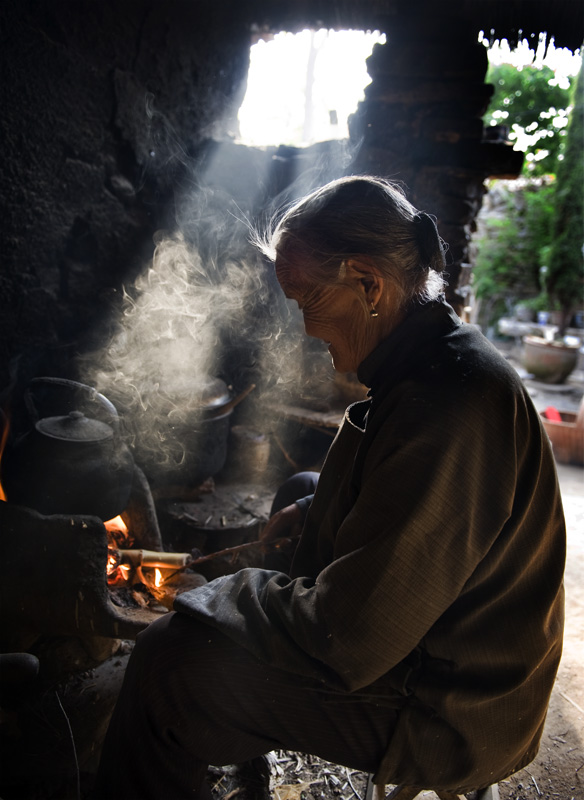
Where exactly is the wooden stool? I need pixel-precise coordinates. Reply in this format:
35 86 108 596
365 776 500 800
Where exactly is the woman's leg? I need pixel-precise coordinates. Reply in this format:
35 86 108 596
95 611 397 800
269 471 319 516
265 471 319 571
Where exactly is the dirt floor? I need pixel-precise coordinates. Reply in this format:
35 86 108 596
210 349 584 800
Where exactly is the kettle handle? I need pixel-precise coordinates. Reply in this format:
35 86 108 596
24 378 120 431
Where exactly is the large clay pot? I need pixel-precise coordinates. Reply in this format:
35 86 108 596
522 336 580 384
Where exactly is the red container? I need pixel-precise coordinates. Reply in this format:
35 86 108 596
540 409 584 466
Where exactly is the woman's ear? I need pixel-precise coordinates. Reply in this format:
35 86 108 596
344 259 384 307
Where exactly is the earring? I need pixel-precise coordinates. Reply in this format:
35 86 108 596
370 303 379 318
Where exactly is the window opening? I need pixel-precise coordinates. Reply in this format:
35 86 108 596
237 29 386 147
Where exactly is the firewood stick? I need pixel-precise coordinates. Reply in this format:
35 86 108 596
187 535 300 567
116 535 298 572
117 549 192 568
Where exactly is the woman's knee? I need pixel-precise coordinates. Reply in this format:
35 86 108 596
126 612 213 694
131 611 177 664
270 471 319 516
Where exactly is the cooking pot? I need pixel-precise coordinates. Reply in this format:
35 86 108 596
133 378 254 489
1 378 134 520
172 376 235 487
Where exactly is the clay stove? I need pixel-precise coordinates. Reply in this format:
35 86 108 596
0 373 281 800
0 433 169 799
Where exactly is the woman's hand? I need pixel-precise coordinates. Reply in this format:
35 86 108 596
259 503 303 544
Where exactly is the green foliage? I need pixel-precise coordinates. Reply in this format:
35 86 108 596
521 291 561 313
473 214 522 299
474 180 556 302
486 63 570 128
546 59 584 331
476 57 582 333
485 62 573 175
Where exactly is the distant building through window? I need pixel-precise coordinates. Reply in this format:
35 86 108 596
237 29 386 147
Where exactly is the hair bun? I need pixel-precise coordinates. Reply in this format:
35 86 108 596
414 212 446 270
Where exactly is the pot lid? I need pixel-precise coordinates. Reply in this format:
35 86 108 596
198 377 231 410
35 411 114 443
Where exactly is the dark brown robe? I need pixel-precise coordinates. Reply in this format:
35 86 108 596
176 298 565 792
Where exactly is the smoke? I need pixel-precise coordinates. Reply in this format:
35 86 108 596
81 189 312 476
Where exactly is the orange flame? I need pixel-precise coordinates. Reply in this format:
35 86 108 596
154 568 163 588
0 412 9 502
104 513 134 556
104 515 129 535
106 551 119 576
106 549 132 586
105 516 133 585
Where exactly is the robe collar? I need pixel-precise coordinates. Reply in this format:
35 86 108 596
357 297 461 393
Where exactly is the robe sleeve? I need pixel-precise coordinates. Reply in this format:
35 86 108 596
175 377 538 692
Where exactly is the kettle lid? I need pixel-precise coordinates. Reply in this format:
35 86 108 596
35 411 114 443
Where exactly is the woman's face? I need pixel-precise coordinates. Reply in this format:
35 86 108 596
276 261 376 373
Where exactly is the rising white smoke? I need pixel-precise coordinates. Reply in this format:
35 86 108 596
81 215 310 476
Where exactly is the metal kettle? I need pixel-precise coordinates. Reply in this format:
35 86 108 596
1 378 135 521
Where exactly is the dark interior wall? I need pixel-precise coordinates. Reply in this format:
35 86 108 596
1 1 581 402
0 0 492 403
0 0 252 395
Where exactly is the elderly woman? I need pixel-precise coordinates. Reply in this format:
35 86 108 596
95 177 565 799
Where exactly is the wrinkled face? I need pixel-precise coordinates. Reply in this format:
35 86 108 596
276 260 372 373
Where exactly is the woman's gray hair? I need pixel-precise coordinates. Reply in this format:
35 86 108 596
259 175 447 309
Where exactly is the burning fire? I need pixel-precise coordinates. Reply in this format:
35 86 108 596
0 412 9 502
104 516 173 599
0 417 176 600
105 515 135 585
106 550 131 585
105 514 127 531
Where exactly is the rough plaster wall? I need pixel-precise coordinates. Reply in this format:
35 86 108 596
0 0 251 394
